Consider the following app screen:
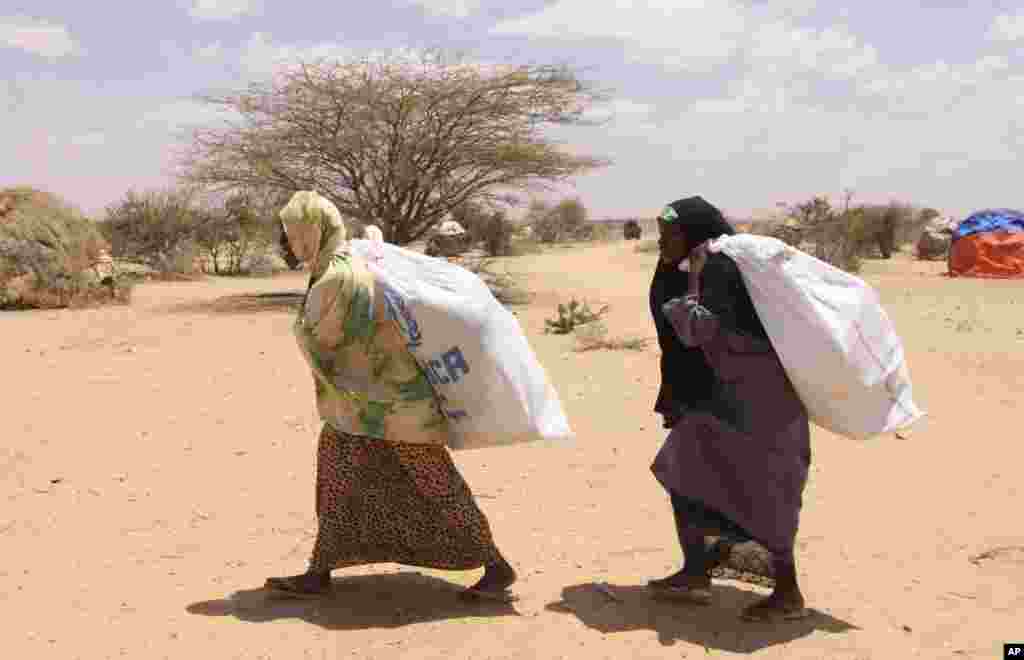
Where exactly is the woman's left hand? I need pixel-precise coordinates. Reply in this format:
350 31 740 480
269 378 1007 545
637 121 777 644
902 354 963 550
689 242 709 275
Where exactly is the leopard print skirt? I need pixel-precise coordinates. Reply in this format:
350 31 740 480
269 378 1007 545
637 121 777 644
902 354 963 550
308 426 503 572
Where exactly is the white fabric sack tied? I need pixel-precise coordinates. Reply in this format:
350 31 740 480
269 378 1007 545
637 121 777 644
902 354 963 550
707 234 925 441
349 239 574 451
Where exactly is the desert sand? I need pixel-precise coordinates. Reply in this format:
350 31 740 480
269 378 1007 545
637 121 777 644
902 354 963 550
3 240 1023 659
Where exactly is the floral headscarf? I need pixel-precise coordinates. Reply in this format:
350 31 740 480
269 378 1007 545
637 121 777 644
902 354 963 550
279 191 348 279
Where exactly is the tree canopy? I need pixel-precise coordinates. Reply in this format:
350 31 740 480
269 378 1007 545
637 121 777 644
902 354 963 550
177 51 611 244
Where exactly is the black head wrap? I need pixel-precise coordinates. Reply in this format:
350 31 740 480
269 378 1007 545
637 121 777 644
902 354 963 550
658 196 769 341
659 195 736 245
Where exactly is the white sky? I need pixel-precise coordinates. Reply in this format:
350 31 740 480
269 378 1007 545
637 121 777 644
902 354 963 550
3 1 1023 220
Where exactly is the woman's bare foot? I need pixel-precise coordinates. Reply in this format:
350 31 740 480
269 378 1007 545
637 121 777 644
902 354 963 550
461 559 517 602
265 571 331 598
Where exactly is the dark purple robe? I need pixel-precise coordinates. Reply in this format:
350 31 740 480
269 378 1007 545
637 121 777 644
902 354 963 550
651 255 812 556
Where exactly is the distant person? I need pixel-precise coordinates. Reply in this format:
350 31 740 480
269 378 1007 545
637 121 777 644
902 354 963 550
647 196 812 622
265 192 517 602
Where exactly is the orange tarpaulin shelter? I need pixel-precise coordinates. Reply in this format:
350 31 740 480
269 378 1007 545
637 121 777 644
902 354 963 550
947 209 1024 279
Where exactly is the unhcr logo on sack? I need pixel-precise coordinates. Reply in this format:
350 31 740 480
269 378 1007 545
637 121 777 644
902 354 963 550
380 287 422 349
424 346 471 422
424 346 470 386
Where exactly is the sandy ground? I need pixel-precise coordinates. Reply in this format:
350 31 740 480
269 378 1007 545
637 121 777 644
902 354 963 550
3 241 1023 660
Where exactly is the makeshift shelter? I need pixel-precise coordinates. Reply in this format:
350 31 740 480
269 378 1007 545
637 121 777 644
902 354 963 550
948 209 1024 278
425 219 471 257
436 220 466 237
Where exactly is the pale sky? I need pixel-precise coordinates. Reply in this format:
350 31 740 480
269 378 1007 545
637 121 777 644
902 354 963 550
3 1 1023 220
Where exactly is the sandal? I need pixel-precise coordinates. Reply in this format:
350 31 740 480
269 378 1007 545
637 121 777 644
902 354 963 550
650 584 713 605
264 575 331 599
647 573 713 605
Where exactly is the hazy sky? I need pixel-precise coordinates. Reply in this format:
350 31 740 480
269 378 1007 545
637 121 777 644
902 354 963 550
3 1 1023 220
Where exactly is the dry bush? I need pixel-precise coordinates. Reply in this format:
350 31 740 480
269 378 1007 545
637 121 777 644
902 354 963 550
462 257 532 306
778 196 925 272
101 188 203 274
571 223 595 241
574 320 650 352
529 198 588 243
761 222 803 247
193 191 276 275
785 197 873 272
506 236 543 256
634 238 659 254
580 222 613 242
103 187 284 277
1 187 133 310
475 208 516 257
899 206 942 247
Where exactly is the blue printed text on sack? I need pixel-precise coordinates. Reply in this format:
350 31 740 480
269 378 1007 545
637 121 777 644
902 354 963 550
424 346 470 385
380 287 422 348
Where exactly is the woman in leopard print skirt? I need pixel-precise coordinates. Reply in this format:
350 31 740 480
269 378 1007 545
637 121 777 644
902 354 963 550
265 192 516 602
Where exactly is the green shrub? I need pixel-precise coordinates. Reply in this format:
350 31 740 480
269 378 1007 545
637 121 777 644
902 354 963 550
544 299 608 334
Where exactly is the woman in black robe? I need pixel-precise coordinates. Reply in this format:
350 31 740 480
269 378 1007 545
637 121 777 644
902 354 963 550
646 196 812 622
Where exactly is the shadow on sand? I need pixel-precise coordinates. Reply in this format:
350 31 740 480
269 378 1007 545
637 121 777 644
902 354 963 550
187 571 518 631
545 582 858 653
166 291 306 315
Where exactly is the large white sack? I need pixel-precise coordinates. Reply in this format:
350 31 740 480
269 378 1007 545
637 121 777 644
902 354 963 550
708 234 925 441
349 239 574 450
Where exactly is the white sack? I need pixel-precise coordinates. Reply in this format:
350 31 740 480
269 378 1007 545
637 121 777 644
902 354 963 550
349 239 574 450
708 234 925 441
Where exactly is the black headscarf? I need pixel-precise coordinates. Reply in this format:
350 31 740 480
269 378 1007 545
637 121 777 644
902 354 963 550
662 196 768 341
663 196 736 246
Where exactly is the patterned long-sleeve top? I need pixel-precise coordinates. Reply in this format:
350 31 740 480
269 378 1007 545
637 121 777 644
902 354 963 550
294 249 449 445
